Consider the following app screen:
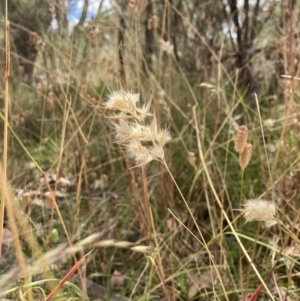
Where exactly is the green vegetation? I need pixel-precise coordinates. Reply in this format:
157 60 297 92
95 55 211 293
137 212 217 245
0 0 300 300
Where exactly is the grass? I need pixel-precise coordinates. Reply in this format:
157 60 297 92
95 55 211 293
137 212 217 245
0 1 300 301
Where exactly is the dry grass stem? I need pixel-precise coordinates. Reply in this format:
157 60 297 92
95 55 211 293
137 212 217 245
241 199 277 228
127 2 135 17
137 0 148 13
127 0 148 17
147 18 153 30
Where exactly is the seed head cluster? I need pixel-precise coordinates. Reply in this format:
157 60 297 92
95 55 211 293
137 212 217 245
234 125 248 153
239 143 253 170
104 90 171 166
241 199 277 228
234 125 253 170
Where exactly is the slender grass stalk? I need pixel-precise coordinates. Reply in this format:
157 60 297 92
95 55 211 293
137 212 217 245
192 106 276 301
141 165 170 301
0 4 32 300
0 169 34 301
45 251 90 301
254 94 274 197
0 2 10 262
162 161 230 301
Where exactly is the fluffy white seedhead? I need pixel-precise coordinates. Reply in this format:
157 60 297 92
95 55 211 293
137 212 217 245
105 90 140 116
148 144 165 161
113 120 143 143
136 100 153 121
242 199 277 228
159 39 174 55
155 129 172 147
104 90 171 167
126 141 154 166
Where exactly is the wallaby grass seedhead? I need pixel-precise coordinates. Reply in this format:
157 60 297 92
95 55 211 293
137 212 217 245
242 199 277 228
126 140 154 165
105 90 140 116
239 143 253 171
155 128 171 146
234 125 248 153
104 90 170 166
